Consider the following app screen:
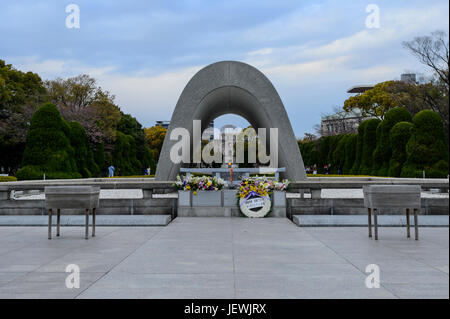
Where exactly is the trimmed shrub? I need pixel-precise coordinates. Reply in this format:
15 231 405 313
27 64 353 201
343 134 357 173
299 140 320 168
17 103 79 180
388 121 413 177
112 131 142 176
427 160 449 178
331 134 348 173
371 122 384 175
318 136 330 171
401 110 449 178
351 120 368 174
360 118 381 175
94 143 106 176
15 165 44 180
68 121 94 178
372 107 411 176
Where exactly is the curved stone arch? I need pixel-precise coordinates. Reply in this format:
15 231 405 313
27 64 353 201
155 61 306 181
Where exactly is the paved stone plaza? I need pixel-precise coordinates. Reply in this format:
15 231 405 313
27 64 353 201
0 218 448 299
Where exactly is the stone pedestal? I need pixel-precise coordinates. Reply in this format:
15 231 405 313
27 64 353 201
271 191 286 217
142 189 153 199
311 189 321 199
192 191 222 207
177 189 286 217
0 190 10 200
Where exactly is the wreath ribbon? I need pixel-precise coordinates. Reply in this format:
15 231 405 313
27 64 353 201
240 191 262 206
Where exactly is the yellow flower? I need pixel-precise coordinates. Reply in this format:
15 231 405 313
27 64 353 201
186 185 191 190
193 191 197 195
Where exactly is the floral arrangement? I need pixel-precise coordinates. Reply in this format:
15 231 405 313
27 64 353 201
274 179 290 191
237 177 290 199
238 177 273 199
237 177 290 217
174 175 226 194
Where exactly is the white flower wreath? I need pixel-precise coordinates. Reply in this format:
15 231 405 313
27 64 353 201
239 195 271 218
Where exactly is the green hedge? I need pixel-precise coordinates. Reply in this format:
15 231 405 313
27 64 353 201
350 120 367 174
343 134 357 173
388 121 413 177
331 134 348 173
402 110 449 178
112 131 142 176
298 109 447 178
372 107 412 176
0 176 17 182
68 121 99 178
360 118 381 174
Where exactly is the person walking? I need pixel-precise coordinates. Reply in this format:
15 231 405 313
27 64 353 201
108 165 115 177
147 166 151 176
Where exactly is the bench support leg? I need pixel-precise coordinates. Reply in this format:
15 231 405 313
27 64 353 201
373 208 378 240
92 208 96 237
48 209 52 239
414 208 419 240
406 208 411 238
57 209 61 237
368 208 372 238
85 209 89 240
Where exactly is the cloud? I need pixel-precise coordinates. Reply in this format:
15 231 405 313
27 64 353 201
97 66 202 124
2 0 448 136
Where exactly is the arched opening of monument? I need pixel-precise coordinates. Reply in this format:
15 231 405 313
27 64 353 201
179 86 278 168
195 113 264 170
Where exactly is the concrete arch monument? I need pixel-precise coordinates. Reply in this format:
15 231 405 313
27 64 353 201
155 61 306 181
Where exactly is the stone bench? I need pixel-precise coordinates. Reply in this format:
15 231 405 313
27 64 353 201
363 185 421 240
45 186 100 239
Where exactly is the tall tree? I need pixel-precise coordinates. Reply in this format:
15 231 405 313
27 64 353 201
144 125 167 164
403 31 449 137
0 60 47 174
117 113 153 170
45 74 121 145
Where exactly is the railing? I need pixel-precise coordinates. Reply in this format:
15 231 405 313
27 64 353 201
1 176 447 199
0 178 174 200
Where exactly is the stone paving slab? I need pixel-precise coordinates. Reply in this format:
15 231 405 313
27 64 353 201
293 215 449 227
0 215 172 226
0 218 448 299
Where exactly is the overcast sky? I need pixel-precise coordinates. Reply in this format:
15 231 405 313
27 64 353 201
1 0 449 137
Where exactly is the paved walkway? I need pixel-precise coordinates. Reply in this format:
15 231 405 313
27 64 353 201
0 218 448 298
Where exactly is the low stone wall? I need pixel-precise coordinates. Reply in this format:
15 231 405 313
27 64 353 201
1 196 447 218
1 178 448 218
287 198 449 218
0 197 176 217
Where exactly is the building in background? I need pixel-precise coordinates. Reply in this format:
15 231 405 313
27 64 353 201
400 73 417 84
155 120 170 129
320 109 367 136
321 73 418 136
157 120 215 135
346 85 374 93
